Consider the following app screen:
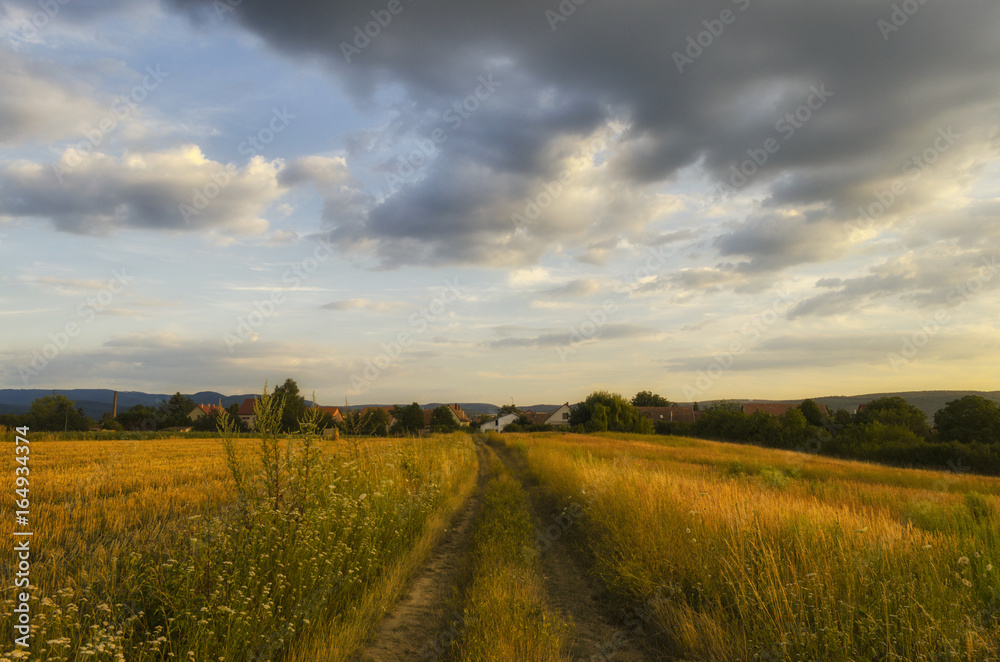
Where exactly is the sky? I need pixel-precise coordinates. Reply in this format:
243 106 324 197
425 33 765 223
1 0 999 407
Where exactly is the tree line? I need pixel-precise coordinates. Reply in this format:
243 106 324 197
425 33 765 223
0 378 467 436
559 391 1000 474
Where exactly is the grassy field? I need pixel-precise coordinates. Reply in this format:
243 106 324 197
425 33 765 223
5 428 999 661
0 433 476 661
501 431 1000 661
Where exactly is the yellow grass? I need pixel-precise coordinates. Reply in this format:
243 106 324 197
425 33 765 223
0 434 477 661
503 432 1000 661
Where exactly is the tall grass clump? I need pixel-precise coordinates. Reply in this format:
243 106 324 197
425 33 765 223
504 432 1000 662
452 452 569 662
1 388 477 661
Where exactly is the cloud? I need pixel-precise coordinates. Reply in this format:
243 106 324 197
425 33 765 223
664 330 1000 375
789 249 1000 319
320 298 404 312
1 331 355 391
484 323 657 350
0 46 110 145
0 145 284 235
157 0 1000 272
541 278 601 298
713 212 849 275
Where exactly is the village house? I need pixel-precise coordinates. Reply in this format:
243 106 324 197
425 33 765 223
482 412 520 433
237 398 256 430
545 403 572 426
311 405 343 422
447 404 471 426
636 406 701 423
187 403 225 422
484 402 573 432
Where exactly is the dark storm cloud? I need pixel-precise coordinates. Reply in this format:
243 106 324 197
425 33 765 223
165 0 1000 269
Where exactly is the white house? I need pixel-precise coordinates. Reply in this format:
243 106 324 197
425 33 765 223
543 403 572 426
483 413 519 433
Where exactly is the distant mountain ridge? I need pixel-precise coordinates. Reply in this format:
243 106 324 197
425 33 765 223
0 389 256 420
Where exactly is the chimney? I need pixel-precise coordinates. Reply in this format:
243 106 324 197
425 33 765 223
112 391 118 418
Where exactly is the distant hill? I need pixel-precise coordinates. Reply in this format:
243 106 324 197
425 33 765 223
808 391 1000 421
0 389 256 420
689 391 1000 422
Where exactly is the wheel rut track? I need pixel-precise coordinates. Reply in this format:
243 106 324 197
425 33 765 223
354 442 488 662
490 440 661 662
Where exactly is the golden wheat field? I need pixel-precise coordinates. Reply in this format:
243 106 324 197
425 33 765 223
0 433 477 662
498 431 1000 661
3 429 999 662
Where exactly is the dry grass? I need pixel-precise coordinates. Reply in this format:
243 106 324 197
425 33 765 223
503 432 1000 662
0 434 477 661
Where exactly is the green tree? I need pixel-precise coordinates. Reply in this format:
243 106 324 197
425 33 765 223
430 405 459 433
498 402 520 416
799 399 825 426
780 408 810 448
857 397 930 438
26 394 91 431
590 403 609 432
832 408 853 427
358 408 391 436
118 404 162 431
391 403 425 435
632 391 675 407
934 395 1000 444
98 412 124 431
159 392 196 428
569 391 652 434
274 378 307 432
